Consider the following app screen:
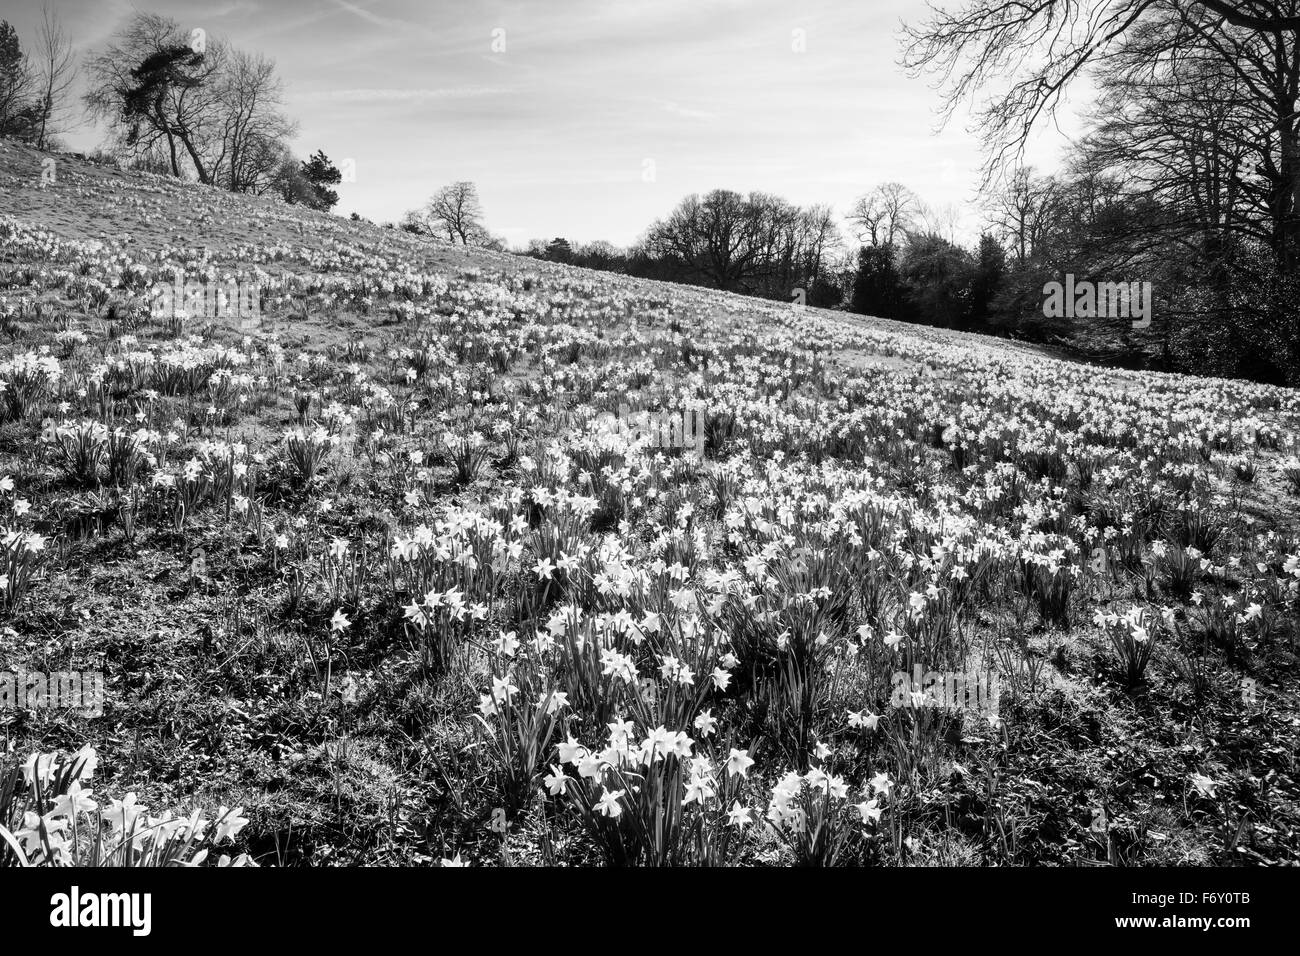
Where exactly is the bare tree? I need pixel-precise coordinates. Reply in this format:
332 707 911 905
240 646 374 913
424 181 486 244
84 13 228 182
647 190 768 291
1088 49 1258 250
799 203 842 282
849 183 919 248
32 4 76 149
211 50 297 193
915 201 965 245
985 168 1063 263
84 14 297 194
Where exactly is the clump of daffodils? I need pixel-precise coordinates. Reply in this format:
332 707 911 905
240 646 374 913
0 746 255 867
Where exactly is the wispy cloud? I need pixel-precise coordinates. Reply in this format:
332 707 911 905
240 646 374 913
327 0 400 30
298 86 518 102
654 99 716 121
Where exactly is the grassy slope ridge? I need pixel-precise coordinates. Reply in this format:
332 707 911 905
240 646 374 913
1 138 1299 866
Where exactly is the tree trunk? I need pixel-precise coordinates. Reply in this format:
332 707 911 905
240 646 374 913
177 128 210 184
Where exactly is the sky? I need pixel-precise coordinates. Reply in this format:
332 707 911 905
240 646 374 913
3 0 1085 249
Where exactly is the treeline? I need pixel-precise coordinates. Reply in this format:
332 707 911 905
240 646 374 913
522 189 847 307
521 146 1297 384
901 0 1300 387
517 185 1007 332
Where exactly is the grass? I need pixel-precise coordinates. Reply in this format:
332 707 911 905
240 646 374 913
0 137 1298 867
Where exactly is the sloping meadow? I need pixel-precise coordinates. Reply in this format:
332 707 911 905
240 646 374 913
1 141 1299 866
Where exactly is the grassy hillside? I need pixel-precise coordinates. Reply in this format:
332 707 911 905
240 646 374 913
2 138 1299 867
